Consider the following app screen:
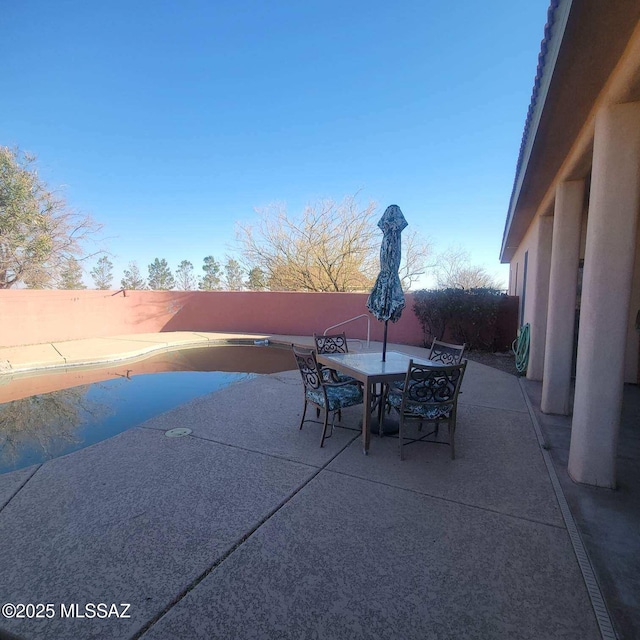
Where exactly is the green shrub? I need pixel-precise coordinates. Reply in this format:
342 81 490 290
413 288 505 351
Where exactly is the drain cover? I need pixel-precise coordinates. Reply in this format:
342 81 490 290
164 428 192 438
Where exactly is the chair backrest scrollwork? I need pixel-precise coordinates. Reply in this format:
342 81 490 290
314 333 349 355
428 340 466 366
403 360 467 407
292 345 323 391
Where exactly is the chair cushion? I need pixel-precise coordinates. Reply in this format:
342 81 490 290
307 384 363 411
322 368 357 385
387 389 453 420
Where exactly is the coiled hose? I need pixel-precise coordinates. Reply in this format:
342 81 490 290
512 323 530 375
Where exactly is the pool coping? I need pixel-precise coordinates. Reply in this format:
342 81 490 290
0 332 316 377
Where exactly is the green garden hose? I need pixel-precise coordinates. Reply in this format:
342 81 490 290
512 323 530 375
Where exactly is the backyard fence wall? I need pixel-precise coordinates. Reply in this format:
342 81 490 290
0 290 519 350
0 290 423 348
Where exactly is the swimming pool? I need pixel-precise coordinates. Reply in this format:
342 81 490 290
0 345 296 474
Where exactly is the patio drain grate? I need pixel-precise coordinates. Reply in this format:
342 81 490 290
164 428 192 438
519 379 617 640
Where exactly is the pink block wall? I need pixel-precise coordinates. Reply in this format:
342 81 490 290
0 290 424 348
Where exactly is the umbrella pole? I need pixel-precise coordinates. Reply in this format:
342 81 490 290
382 321 388 362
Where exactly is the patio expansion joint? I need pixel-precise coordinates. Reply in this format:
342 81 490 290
324 467 567 532
459 399 529 415
136 425 361 470
0 464 42 513
50 343 67 364
518 378 618 640
131 429 360 640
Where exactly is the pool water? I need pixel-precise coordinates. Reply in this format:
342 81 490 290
0 345 296 474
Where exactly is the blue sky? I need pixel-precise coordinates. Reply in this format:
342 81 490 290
2 0 550 288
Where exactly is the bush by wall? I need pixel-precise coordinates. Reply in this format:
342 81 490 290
413 288 513 351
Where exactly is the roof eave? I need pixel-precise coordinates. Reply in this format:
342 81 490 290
500 0 572 263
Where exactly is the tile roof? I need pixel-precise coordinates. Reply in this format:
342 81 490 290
502 0 560 260
512 0 560 183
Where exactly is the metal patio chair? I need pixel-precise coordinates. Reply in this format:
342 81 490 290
314 332 349 355
292 345 364 447
313 332 357 384
428 339 466 365
387 360 467 460
386 339 467 401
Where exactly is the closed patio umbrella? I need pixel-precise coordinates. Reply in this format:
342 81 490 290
366 204 408 362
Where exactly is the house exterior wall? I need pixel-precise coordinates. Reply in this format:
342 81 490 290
568 101 640 487
541 179 585 415
512 198 640 384
626 222 640 382
503 3 640 488
510 219 541 326
510 230 531 316
510 208 639 384
509 214 553 380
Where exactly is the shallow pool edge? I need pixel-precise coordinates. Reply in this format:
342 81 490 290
0 332 309 379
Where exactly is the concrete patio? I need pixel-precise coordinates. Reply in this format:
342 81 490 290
0 338 610 639
521 379 640 640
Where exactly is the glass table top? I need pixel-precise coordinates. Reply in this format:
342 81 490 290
318 350 435 376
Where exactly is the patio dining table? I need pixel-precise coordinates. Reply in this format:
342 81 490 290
316 350 437 454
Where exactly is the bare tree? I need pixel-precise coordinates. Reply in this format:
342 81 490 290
236 197 379 292
434 247 504 290
397 228 435 291
237 197 434 293
0 146 101 288
175 260 196 290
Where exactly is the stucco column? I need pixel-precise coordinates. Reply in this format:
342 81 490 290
541 180 585 414
527 216 553 380
569 102 640 488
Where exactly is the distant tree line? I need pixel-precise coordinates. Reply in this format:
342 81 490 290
74 245 504 292
65 255 261 291
2 146 503 293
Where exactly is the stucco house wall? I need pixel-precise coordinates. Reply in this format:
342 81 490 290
627 223 640 382
509 214 552 380
500 1 640 487
509 185 640 385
